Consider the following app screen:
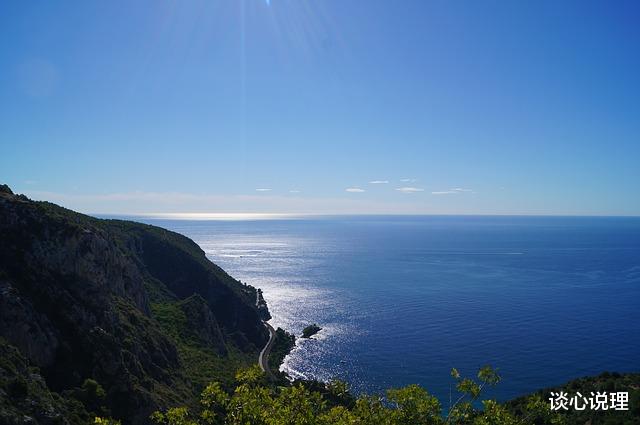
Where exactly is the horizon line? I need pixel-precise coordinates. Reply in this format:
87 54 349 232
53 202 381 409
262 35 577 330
94 212 640 221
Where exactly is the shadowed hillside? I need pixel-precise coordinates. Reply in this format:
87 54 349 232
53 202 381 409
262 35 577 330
0 184 269 424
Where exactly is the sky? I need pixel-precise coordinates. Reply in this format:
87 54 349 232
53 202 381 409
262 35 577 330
1 1 639 215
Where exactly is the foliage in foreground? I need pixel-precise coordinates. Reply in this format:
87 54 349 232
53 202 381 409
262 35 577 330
140 365 566 425
506 371 640 425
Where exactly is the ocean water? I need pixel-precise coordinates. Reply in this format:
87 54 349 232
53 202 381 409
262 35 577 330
132 215 640 402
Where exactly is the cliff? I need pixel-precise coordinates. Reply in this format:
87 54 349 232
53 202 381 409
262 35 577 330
0 184 269 424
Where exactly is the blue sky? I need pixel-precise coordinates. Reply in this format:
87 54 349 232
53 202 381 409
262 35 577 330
1 1 639 215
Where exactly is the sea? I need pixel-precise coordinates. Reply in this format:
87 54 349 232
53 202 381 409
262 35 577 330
127 215 640 403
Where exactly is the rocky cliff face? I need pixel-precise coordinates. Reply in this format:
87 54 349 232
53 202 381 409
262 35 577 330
0 185 269 424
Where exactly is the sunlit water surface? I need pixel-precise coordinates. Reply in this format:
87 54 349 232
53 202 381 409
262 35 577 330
126 216 640 402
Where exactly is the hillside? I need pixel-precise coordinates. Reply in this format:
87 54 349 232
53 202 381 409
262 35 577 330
0 184 270 424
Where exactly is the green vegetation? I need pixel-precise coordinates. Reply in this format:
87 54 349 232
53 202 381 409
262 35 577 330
138 366 640 425
0 336 91 423
150 298 257 390
302 324 322 338
95 418 122 425
268 328 296 377
506 371 640 425
71 378 110 418
143 365 568 425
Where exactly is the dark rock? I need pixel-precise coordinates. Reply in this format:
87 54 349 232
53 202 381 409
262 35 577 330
302 324 322 339
0 184 13 195
0 280 59 366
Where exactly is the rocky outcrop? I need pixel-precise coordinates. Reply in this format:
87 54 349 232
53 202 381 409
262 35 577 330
0 337 80 425
0 186 270 424
0 184 13 195
256 288 271 321
0 279 60 367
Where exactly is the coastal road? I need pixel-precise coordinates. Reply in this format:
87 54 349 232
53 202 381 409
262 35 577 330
258 321 276 380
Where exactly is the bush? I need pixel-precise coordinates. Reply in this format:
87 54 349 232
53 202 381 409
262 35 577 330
149 365 568 425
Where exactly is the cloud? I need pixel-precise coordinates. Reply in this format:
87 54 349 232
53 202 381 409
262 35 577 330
396 187 424 194
346 188 365 193
289 190 301 193
369 180 389 184
432 188 474 195
255 188 272 192
400 178 417 183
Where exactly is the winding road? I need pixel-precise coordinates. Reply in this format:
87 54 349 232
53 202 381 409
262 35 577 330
258 321 276 380
256 290 276 379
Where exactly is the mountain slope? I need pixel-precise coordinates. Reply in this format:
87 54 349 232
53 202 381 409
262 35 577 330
0 184 269 424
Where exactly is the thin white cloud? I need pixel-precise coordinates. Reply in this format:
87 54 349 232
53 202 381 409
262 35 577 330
396 187 424 194
255 188 272 192
431 188 474 195
346 188 365 193
289 190 301 193
369 180 389 184
400 178 417 183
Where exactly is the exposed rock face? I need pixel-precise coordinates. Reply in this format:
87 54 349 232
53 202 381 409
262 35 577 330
0 280 59 367
179 295 227 355
0 186 270 424
0 337 73 425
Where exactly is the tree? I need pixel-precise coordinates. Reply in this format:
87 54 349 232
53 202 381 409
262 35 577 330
387 384 441 425
149 365 566 425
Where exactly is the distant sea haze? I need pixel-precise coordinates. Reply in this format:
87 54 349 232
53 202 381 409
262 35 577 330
127 215 640 402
